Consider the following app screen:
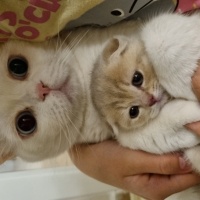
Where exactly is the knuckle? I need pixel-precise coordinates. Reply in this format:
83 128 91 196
159 159 176 174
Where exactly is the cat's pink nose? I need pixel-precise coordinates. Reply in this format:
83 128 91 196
149 95 157 106
37 82 51 101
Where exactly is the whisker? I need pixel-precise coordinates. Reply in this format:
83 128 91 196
55 31 73 53
61 106 91 146
69 28 90 50
51 107 73 149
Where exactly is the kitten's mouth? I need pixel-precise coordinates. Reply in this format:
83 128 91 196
150 89 169 108
150 91 169 119
155 91 169 107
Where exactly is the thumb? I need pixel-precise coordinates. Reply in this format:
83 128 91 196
136 152 192 175
192 65 200 101
186 122 200 136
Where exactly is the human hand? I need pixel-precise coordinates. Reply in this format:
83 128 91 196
186 66 200 135
69 140 200 200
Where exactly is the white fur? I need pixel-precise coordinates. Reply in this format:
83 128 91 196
141 13 200 100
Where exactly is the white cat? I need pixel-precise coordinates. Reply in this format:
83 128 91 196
0 20 144 162
91 12 200 199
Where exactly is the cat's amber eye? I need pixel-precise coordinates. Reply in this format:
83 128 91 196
132 71 143 87
8 56 28 80
16 111 36 137
129 106 139 118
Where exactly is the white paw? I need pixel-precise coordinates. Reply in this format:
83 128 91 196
159 100 200 127
185 146 200 173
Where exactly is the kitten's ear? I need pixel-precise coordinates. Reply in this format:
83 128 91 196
102 36 128 64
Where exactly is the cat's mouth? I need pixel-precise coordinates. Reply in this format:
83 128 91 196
150 91 169 119
155 91 169 107
150 89 169 109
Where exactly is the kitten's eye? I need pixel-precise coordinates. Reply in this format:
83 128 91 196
16 111 36 137
129 106 139 118
8 57 28 79
132 71 143 87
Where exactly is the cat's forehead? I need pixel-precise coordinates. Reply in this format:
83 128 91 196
0 40 47 59
106 42 145 81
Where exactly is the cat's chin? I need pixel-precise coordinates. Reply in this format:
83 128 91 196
157 92 169 107
150 92 169 119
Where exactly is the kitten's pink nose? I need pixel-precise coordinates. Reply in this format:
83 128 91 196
37 82 51 101
149 95 157 106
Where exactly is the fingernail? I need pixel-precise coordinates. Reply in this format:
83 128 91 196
179 157 192 171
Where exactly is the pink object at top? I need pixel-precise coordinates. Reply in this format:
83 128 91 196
175 0 200 13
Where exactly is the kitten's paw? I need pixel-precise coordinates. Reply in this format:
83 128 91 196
184 146 200 173
160 99 200 126
166 128 200 152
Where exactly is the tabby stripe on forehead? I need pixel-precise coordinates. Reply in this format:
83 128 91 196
108 78 129 91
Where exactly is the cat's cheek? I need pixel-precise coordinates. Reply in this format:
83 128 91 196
150 105 161 119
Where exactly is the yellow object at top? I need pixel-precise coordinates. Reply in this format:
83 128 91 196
0 0 103 42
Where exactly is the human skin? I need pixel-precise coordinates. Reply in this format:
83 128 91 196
187 66 200 134
69 141 200 200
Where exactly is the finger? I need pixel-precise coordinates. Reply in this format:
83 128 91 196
124 173 200 200
192 65 200 101
167 173 200 194
186 122 200 136
69 141 191 177
128 151 192 175
148 173 200 200
69 140 132 180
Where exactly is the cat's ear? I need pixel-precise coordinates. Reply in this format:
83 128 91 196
102 36 128 64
